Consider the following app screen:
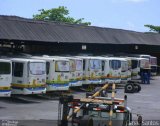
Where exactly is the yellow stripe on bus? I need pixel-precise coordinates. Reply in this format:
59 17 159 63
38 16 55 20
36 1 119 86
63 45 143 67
46 80 69 84
101 76 121 79
121 76 128 79
0 86 11 90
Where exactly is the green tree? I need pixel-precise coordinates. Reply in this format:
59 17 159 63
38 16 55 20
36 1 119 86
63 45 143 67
144 24 160 33
33 6 91 25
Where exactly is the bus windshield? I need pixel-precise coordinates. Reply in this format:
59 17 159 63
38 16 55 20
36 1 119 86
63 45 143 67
151 57 157 66
140 59 150 69
110 60 121 70
55 61 69 72
29 62 46 75
76 60 83 71
0 62 11 74
90 59 101 70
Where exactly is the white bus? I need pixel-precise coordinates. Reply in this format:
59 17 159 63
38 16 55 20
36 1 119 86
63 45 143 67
0 59 12 97
76 56 102 85
139 55 157 76
33 56 70 91
11 58 46 95
129 57 141 81
139 58 150 69
65 57 83 87
128 57 150 82
101 57 121 84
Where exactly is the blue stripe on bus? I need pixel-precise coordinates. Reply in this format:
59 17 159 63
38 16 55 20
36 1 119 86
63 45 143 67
0 90 11 92
70 80 78 83
12 87 46 91
47 83 69 87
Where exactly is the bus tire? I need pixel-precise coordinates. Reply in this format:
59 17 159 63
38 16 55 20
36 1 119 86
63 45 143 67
125 84 135 93
134 84 139 93
137 84 141 92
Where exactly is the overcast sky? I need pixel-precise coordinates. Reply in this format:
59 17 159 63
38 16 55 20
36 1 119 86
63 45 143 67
0 0 159 32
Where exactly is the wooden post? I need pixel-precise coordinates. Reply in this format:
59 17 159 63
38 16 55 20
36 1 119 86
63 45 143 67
108 83 116 126
67 83 110 120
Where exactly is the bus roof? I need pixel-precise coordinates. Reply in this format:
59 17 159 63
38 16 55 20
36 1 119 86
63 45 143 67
0 59 11 62
150 56 157 59
11 58 46 62
32 56 69 61
55 56 83 61
75 56 103 60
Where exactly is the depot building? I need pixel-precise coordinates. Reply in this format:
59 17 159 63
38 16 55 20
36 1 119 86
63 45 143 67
0 15 160 60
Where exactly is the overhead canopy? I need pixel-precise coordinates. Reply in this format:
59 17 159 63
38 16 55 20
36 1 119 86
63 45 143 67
0 15 160 45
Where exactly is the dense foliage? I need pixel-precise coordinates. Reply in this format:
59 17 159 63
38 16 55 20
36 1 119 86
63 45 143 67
33 6 91 25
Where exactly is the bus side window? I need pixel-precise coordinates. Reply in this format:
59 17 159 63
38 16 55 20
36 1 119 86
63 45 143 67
13 62 23 77
83 60 85 71
109 61 112 69
12 62 14 76
46 62 50 75
102 61 105 71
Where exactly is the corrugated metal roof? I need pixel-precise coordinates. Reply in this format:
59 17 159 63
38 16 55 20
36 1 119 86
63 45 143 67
0 15 160 45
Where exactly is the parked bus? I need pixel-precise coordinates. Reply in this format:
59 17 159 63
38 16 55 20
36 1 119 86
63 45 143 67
33 56 70 91
139 55 157 75
0 59 12 97
127 57 150 83
65 57 83 87
126 57 140 81
139 58 150 69
101 57 121 84
129 54 153 75
11 58 46 95
76 56 102 86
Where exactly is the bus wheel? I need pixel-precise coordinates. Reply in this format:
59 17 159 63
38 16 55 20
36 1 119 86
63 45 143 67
133 84 141 93
137 84 141 92
134 84 139 93
125 84 135 93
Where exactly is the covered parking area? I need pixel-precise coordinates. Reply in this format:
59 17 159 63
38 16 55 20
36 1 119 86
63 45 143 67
0 15 160 61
